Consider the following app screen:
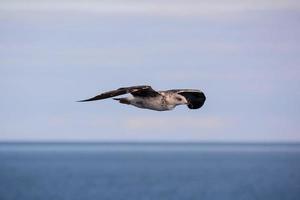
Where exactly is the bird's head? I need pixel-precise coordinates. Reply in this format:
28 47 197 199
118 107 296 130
173 94 188 105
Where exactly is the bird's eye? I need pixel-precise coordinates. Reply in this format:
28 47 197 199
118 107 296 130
176 97 182 101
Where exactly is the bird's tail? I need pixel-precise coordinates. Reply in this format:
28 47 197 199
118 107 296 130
113 98 131 105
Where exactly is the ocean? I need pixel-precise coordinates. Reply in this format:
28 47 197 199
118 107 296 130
0 143 300 200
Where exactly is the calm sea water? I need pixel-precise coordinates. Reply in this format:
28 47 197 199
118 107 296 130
1 143 300 200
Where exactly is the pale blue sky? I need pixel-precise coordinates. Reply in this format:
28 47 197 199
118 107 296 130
1 0 300 142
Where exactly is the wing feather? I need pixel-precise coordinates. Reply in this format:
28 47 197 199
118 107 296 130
78 85 159 102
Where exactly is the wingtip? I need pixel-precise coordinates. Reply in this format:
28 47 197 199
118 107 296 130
77 100 87 102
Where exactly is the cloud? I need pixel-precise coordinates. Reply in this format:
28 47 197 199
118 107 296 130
1 0 299 17
124 115 229 131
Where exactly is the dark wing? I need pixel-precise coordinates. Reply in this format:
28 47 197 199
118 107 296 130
169 89 206 109
78 85 160 102
130 86 160 97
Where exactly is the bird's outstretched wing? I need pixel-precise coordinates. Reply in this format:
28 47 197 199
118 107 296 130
78 85 160 102
168 89 206 109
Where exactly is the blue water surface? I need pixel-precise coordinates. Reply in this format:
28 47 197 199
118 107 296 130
0 143 300 200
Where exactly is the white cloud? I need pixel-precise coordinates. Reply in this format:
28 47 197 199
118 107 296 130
1 0 299 17
124 115 229 131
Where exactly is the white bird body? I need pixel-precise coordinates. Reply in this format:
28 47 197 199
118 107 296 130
130 96 167 111
128 92 188 111
78 85 205 111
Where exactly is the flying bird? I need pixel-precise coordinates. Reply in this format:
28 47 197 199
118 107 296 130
78 85 206 111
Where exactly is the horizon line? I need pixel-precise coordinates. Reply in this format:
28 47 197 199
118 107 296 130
1 140 300 145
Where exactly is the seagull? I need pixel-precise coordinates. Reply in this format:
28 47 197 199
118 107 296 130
78 85 206 111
